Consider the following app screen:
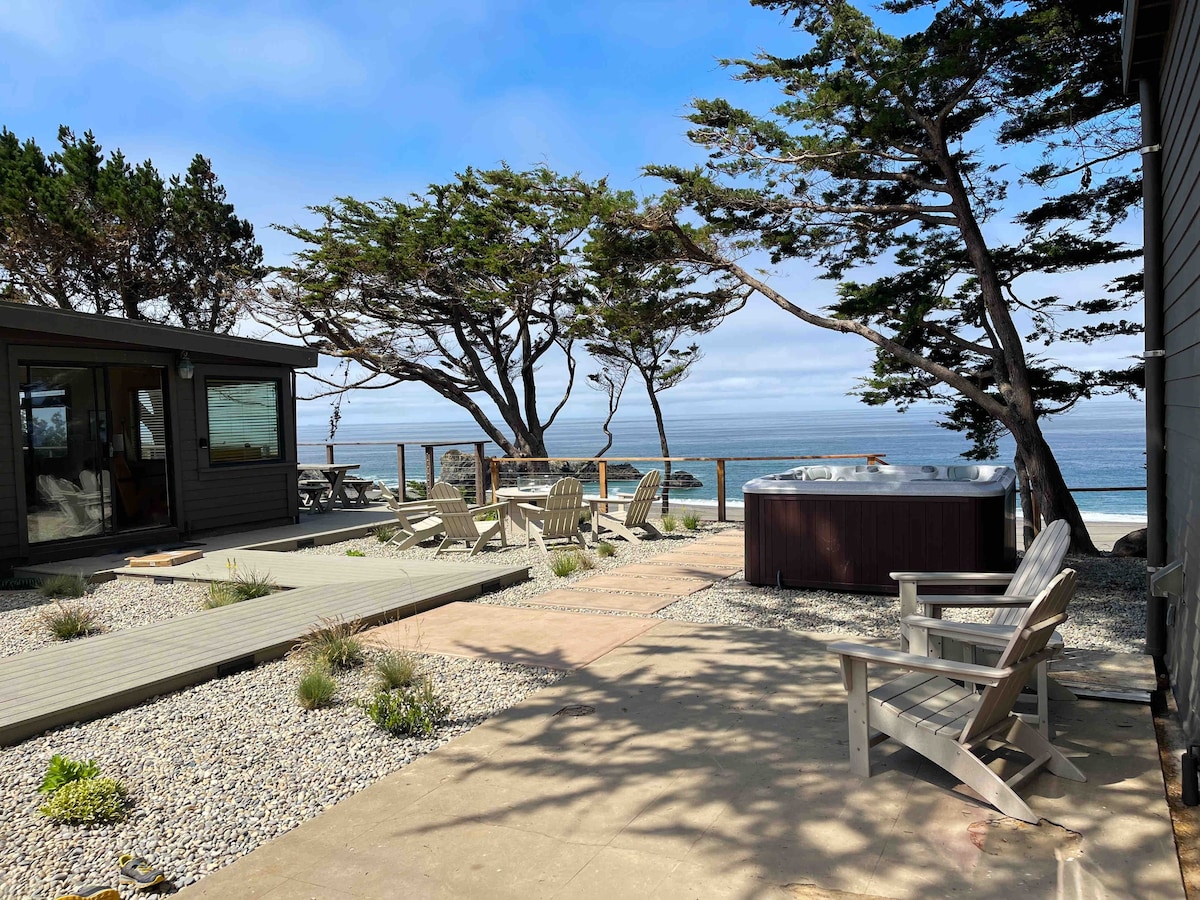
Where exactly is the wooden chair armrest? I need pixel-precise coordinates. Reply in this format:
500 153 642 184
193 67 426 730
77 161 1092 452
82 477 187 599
471 502 507 515
890 571 1015 587
826 640 1009 686
901 616 1015 647
517 502 546 514
918 594 1041 613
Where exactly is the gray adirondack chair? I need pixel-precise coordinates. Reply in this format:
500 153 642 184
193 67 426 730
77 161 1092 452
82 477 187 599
829 569 1084 824
593 470 662 543
427 482 507 557
386 499 443 550
891 519 1073 736
519 477 586 553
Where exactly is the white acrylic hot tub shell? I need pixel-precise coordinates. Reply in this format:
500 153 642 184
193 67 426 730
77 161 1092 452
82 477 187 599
743 464 1016 497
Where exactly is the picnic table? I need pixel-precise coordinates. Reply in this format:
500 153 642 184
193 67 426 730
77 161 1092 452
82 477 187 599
297 463 361 512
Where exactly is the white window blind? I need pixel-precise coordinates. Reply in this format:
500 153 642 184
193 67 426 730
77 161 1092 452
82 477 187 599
207 380 281 465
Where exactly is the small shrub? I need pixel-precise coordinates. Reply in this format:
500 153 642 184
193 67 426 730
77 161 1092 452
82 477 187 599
681 510 702 531
549 551 581 578
297 669 337 710
360 679 448 737
575 551 595 571
203 567 277 608
595 541 616 558
298 616 366 671
38 574 87 599
661 513 678 533
374 651 419 690
406 480 428 500
38 754 100 794
346 549 366 557
39 777 127 824
373 524 397 543
41 602 99 640
474 510 499 521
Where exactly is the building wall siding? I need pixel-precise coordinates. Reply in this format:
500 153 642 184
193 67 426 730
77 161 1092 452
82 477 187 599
1159 0 1200 743
0 340 20 574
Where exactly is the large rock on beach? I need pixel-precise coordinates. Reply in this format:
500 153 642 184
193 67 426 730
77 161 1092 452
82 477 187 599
663 470 703 489
1110 528 1147 558
438 449 476 486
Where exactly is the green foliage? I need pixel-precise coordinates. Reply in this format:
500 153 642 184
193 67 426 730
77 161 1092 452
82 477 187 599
359 679 448 738
660 514 678 533
681 510 702 531
265 166 626 458
373 524 397 543
405 481 428 501
346 549 366 557
297 669 337 710
204 566 277 608
595 540 616 558
38 754 99 795
0 576 41 591
203 582 241 609
549 551 581 577
37 574 87 599
298 616 366 671
373 651 419 691
0 126 263 330
39 777 128 825
41 602 99 640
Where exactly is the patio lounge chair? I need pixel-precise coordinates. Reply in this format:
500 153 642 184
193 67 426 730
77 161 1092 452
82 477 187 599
519 477 587 553
891 519 1073 736
828 569 1084 824
386 499 443 550
592 470 662 543
427 482 507 557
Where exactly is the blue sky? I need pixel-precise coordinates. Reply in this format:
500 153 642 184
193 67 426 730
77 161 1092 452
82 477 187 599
0 0 1145 435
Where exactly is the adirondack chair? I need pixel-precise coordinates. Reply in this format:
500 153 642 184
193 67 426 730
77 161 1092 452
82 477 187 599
427 482 507 557
828 569 1084 824
593 470 662 543
891 519 1073 736
386 499 444 550
519 477 587 553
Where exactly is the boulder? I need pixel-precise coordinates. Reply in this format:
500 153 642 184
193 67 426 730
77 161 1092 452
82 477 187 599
1110 528 1147 558
663 470 703 489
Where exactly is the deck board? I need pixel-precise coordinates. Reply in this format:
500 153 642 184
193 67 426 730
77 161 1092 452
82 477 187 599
0 561 528 745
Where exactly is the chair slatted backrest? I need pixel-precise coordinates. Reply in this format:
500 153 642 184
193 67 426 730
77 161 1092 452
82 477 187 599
428 482 480 541
993 519 1072 628
540 477 584 537
959 568 1076 743
623 470 661 527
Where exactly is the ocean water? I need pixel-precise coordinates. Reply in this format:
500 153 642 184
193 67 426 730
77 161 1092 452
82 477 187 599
298 402 1148 521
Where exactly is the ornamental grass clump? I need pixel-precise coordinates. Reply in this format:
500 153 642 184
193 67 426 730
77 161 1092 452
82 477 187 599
681 510 702 531
203 566 277 608
374 651 419 690
661 513 678 533
360 678 448 738
595 541 616 558
373 524 397 543
41 602 99 640
549 551 581 578
298 616 366 671
37 574 87 599
297 669 337 710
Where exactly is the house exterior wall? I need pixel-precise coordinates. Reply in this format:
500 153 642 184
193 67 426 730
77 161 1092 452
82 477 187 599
1156 0 1200 743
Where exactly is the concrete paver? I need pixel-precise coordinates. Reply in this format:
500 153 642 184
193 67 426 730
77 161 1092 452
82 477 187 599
612 562 742 580
572 573 713 596
182 620 1182 900
361 602 657 669
521 588 680 614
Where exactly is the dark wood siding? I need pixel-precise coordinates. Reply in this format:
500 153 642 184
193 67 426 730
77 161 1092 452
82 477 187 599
1159 0 1200 744
0 340 20 573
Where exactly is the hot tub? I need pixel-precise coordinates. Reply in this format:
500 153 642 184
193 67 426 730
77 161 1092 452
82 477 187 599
743 464 1016 593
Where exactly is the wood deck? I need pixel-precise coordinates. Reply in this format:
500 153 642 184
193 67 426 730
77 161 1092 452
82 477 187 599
0 560 528 746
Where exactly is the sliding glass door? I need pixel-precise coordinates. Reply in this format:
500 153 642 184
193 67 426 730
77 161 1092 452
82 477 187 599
19 363 171 545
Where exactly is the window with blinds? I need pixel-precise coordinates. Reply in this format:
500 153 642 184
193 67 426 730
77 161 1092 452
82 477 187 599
206 379 282 465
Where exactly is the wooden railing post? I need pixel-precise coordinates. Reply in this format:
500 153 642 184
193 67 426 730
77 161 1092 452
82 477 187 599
490 458 500 502
424 444 436 491
716 459 727 522
598 459 608 513
395 444 406 499
325 443 335 464
474 442 486 506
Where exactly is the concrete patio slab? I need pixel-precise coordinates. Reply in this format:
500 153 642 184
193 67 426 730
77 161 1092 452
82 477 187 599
572 573 713 596
613 562 742 580
181 620 1182 900
521 588 680 615
647 547 743 564
360 602 658 670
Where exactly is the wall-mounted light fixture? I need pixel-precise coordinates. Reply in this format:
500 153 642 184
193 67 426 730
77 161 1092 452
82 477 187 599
177 351 195 380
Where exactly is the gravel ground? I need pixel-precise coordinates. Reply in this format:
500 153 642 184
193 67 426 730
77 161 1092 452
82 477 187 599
656 553 1147 654
0 649 562 900
0 581 209 659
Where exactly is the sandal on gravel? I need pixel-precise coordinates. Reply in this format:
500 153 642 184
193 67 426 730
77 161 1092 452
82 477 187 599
54 888 119 900
118 855 166 890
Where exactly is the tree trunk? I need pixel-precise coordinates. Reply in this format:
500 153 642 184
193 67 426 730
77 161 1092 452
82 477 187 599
1008 415 1098 555
1013 449 1036 551
644 376 672 515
